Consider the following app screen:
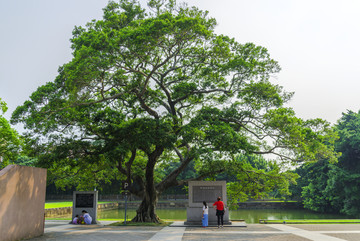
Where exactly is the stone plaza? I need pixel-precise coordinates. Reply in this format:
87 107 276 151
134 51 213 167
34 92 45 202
27 220 360 241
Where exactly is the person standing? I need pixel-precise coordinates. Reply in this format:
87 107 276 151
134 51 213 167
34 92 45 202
202 201 209 227
213 197 225 228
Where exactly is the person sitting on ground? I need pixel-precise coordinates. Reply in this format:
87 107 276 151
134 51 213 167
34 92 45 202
82 210 92 225
72 215 79 224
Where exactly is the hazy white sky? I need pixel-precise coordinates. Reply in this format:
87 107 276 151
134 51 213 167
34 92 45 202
1 0 360 129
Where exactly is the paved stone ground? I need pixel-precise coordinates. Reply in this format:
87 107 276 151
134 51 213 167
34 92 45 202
182 232 312 241
289 224 360 231
25 221 360 241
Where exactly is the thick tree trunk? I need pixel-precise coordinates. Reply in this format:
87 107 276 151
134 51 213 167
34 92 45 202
131 192 160 223
131 147 163 223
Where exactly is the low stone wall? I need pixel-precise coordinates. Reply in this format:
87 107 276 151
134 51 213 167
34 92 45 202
45 201 301 217
45 202 124 218
157 201 187 208
45 207 72 217
238 201 301 209
45 201 188 217
46 194 188 201
99 202 121 210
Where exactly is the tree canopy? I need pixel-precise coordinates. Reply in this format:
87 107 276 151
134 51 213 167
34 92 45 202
0 98 20 168
291 110 360 217
12 0 338 222
225 155 298 209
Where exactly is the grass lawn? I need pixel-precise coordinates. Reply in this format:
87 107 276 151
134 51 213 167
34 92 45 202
261 219 360 224
45 201 113 209
45 217 131 221
249 200 298 203
109 220 172 226
45 217 176 225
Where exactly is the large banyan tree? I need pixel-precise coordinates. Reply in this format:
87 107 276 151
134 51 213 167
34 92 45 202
12 0 338 222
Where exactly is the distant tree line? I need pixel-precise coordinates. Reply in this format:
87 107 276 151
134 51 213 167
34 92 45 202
290 110 360 217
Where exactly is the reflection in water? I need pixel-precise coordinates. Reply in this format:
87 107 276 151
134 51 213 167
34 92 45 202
97 208 353 223
229 209 353 223
97 209 187 220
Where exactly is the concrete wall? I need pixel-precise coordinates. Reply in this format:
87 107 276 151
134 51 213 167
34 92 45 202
0 165 47 241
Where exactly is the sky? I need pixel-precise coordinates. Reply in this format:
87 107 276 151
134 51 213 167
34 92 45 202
1 0 360 131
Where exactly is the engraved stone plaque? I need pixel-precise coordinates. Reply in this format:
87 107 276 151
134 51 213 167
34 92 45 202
192 186 222 203
75 194 94 208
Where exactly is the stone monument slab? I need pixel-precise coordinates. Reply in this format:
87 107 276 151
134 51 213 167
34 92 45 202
72 191 98 224
185 181 231 225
